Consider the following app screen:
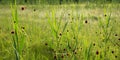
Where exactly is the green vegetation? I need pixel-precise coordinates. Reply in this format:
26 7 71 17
0 0 120 5
0 0 120 60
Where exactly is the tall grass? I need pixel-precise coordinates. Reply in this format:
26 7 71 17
11 0 26 60
0 2 119 60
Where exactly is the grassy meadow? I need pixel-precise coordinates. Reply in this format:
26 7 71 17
0 2 120 60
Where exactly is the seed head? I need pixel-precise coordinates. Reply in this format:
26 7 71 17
11 31 15 34
74 52 77 54
67 53 69 56
21 7 25 11
61 55 64 58
45 43 48 46
14 21 16 23
67 30 69 32
118 38 120 41
34 9 36 11
73 37 75 39
85 20 88 24
81 48 82 50
54 55 57 59
115 56 117 58
21 26 25 29
59 33 62 36
63 49 66 51
104 14 107 17
93 43 95 46
69 46 71 49
73 49 75 52
96 50 99 55
112 51 114 54
115 34 118 36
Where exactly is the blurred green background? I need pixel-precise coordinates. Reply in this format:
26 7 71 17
0 0 120 5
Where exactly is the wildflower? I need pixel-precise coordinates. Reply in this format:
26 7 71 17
81 48 82 50
85 20 88 24
11 31 15 34
67 30 69 32
73 49 75 52
112 51 114 54
61 55 64 58
115 56 117 58
104 14 107 17
69 46 71 49
96 50 99 55
21 26 25 29
73 37 75 39
54 55 57 59
63 49 66 51
21 7 25 11
118 38 120 41
74 52 77 54
34 9 36 11
93 43 95 46
66 53 69 56
45 43 48 46
115 34 118 36
14 21 16 23
59 32 62 36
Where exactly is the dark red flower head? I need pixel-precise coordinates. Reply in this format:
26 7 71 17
34 9 36 11
61 55 64 58
66 53 69 56
74 52 77 54
115 56 117 58
96 50 99 55
45 43 48 46
67 30 69 32
63 49 66 51
54 55 57 59
115 34 118 36
73 37 75 39
112 51 114 54
11 31 15 34
21 26 25 29
118 38 120 41
59 33 62 36
104 14 107 17
21 7 25 11
85 20 88 24
14 21 16 23
93 43 95 46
